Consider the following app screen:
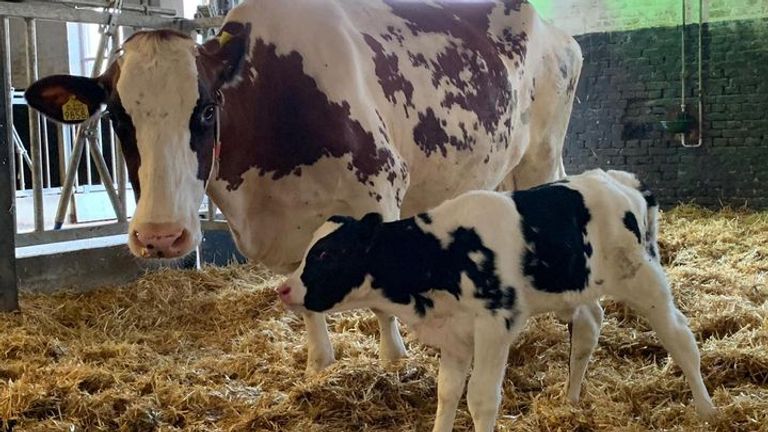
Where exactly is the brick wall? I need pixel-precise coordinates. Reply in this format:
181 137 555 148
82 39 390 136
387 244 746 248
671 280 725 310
563 18 768 208
532 0 768 35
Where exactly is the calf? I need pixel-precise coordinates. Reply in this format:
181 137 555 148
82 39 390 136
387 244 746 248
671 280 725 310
278 169 716 431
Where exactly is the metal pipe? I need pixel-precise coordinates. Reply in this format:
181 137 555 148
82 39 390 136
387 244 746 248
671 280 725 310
53 0 178 16
0 16 19 312
0 1 187 28
12 128 33 169
42 118 51 188
12 128 31 195
53 126 87 229
15 131 26 192
56 124 67 190
680 0 686 113
112 26 127 218
207 197 216 221
86 134 125 221
681 0 704 148
25 18 44 231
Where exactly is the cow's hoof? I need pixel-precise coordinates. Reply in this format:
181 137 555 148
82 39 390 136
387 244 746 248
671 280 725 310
305 355 335 375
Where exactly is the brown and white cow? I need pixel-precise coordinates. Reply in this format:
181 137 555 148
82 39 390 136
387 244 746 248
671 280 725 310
25 0 584 373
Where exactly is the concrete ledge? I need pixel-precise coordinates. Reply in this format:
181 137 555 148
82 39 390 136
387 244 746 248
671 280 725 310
17 230 246 293
17 243 152 294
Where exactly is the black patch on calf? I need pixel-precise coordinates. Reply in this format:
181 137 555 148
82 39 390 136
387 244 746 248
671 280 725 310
417 213 433 224
623 211 642 244
512 185 592 293
301 215 515 318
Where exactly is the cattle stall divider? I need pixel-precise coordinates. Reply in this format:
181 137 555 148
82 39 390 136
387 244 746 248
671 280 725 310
0 0 226 311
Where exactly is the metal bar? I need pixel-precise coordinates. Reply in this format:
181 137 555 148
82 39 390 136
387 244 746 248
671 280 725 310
0 17 19 311
11 127 32 194
53 125 87 229
16 221 128 247
42 119 51 188
56 123 67 189
86 134 124 221
12 128 32 169
201 220 228 231
0 1 188 28
15 129 25 191
207 196 216 221
84 125 92 186
54 0 123 228
114 127 127 216
178 16 224 33
53 0 177 16
109 121 116 182
25 18 44 232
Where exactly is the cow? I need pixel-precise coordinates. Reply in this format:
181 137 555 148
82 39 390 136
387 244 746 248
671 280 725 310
278 169 717 432
24 0 585 374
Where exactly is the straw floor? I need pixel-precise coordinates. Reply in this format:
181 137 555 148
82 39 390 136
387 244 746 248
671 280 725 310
1 205 767 431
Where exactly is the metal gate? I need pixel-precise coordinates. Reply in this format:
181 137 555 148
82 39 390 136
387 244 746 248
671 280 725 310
0 0 226 311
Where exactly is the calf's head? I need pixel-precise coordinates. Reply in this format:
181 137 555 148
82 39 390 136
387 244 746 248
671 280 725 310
24 25 249 259
279 213 385 312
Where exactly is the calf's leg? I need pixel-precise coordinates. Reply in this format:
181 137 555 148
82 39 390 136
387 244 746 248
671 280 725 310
566 300 604 403
373 309 408 362
466 317 520 432
621 263 716 418
303 312 335 374
433 350 472 432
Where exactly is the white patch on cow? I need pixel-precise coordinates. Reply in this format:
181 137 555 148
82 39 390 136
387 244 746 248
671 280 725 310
118 34 204 245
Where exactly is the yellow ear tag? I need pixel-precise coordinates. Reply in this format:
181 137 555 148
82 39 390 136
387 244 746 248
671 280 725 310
62 95 89 122
216 31 233 46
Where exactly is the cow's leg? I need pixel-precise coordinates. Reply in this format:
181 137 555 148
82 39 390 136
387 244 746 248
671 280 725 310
619 262 716 418
508 40 581 191
433 349 472 432
466 317 519 432
565 300 603 403
303 311 335 374
373 309 408 362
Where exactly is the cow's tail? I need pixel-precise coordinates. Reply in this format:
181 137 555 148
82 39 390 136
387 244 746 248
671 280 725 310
606 170 660 262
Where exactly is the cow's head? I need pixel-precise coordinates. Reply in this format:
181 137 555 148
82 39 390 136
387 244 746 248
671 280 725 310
25 24 250 259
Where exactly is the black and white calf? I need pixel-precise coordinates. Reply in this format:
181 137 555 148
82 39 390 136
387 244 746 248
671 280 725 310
278 169 716 431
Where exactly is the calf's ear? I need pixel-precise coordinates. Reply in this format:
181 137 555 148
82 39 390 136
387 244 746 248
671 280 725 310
361 212 384 227
25 74 108 124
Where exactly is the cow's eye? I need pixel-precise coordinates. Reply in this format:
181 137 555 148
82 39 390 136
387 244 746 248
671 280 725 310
201 104 216 124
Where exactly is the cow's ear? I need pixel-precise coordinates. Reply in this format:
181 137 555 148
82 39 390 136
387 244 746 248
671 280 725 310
25 74 108 124
198 22 251 90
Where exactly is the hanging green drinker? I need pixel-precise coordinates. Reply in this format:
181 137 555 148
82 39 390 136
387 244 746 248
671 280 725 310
660 111 694 134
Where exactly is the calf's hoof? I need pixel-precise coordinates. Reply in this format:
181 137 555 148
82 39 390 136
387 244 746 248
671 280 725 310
696 403 718 421
379 344 408 364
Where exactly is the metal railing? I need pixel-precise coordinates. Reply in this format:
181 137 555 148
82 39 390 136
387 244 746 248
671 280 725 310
0 0 226 311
